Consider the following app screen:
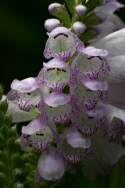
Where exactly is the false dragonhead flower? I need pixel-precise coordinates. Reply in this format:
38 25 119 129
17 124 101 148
7 23 125 181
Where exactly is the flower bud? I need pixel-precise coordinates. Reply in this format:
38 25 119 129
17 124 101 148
44 19 61 32
72 21 86 36
75 5 87 16
48 3 64 14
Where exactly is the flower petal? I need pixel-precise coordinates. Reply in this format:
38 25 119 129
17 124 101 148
94 28 125 58
100 103 125 124
83 80 108 91
44 27 78 60
44 92 70 107
81 46 108 57
11 77 39 93
42 65 70 89
38 153 64 181
43 58 67 70
22 117 47 135
66 129 91 149
21 118 53 151
46 103 71 124
7 100 39 123
106 55 125 82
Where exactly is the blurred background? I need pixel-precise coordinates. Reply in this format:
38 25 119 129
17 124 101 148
0 0 125 93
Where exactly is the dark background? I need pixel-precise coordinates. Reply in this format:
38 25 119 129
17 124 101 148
0 0 125 93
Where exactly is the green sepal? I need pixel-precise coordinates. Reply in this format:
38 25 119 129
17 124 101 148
31 107 41 118
64 0 83 15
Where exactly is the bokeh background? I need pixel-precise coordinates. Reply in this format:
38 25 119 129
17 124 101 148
0 0 125 93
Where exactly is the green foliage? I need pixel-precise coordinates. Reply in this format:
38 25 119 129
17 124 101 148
85 0 102 11
64 0 76 15
0 88 40 188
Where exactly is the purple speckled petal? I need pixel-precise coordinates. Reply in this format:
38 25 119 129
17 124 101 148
44 92 70 107
38 153 64 181
44 27 79 60
7 100 39 123
66 129 91 149
43 58 67 70
11 77 39 93
7 90 20 101
83 80 108 91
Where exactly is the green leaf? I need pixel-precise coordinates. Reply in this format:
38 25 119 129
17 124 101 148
64 0 76 15
81 13 102 26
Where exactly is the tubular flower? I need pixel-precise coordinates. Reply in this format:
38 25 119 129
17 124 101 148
43 27 107 61
7 0 125 181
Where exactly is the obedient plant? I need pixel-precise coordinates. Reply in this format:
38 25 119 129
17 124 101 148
7 0 125 182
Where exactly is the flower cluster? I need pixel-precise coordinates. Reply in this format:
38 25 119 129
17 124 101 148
7 0 125 182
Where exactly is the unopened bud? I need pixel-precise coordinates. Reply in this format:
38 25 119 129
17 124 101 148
72 21 86 36
75 5 87 16
44 19 61 32
48 3 64 14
